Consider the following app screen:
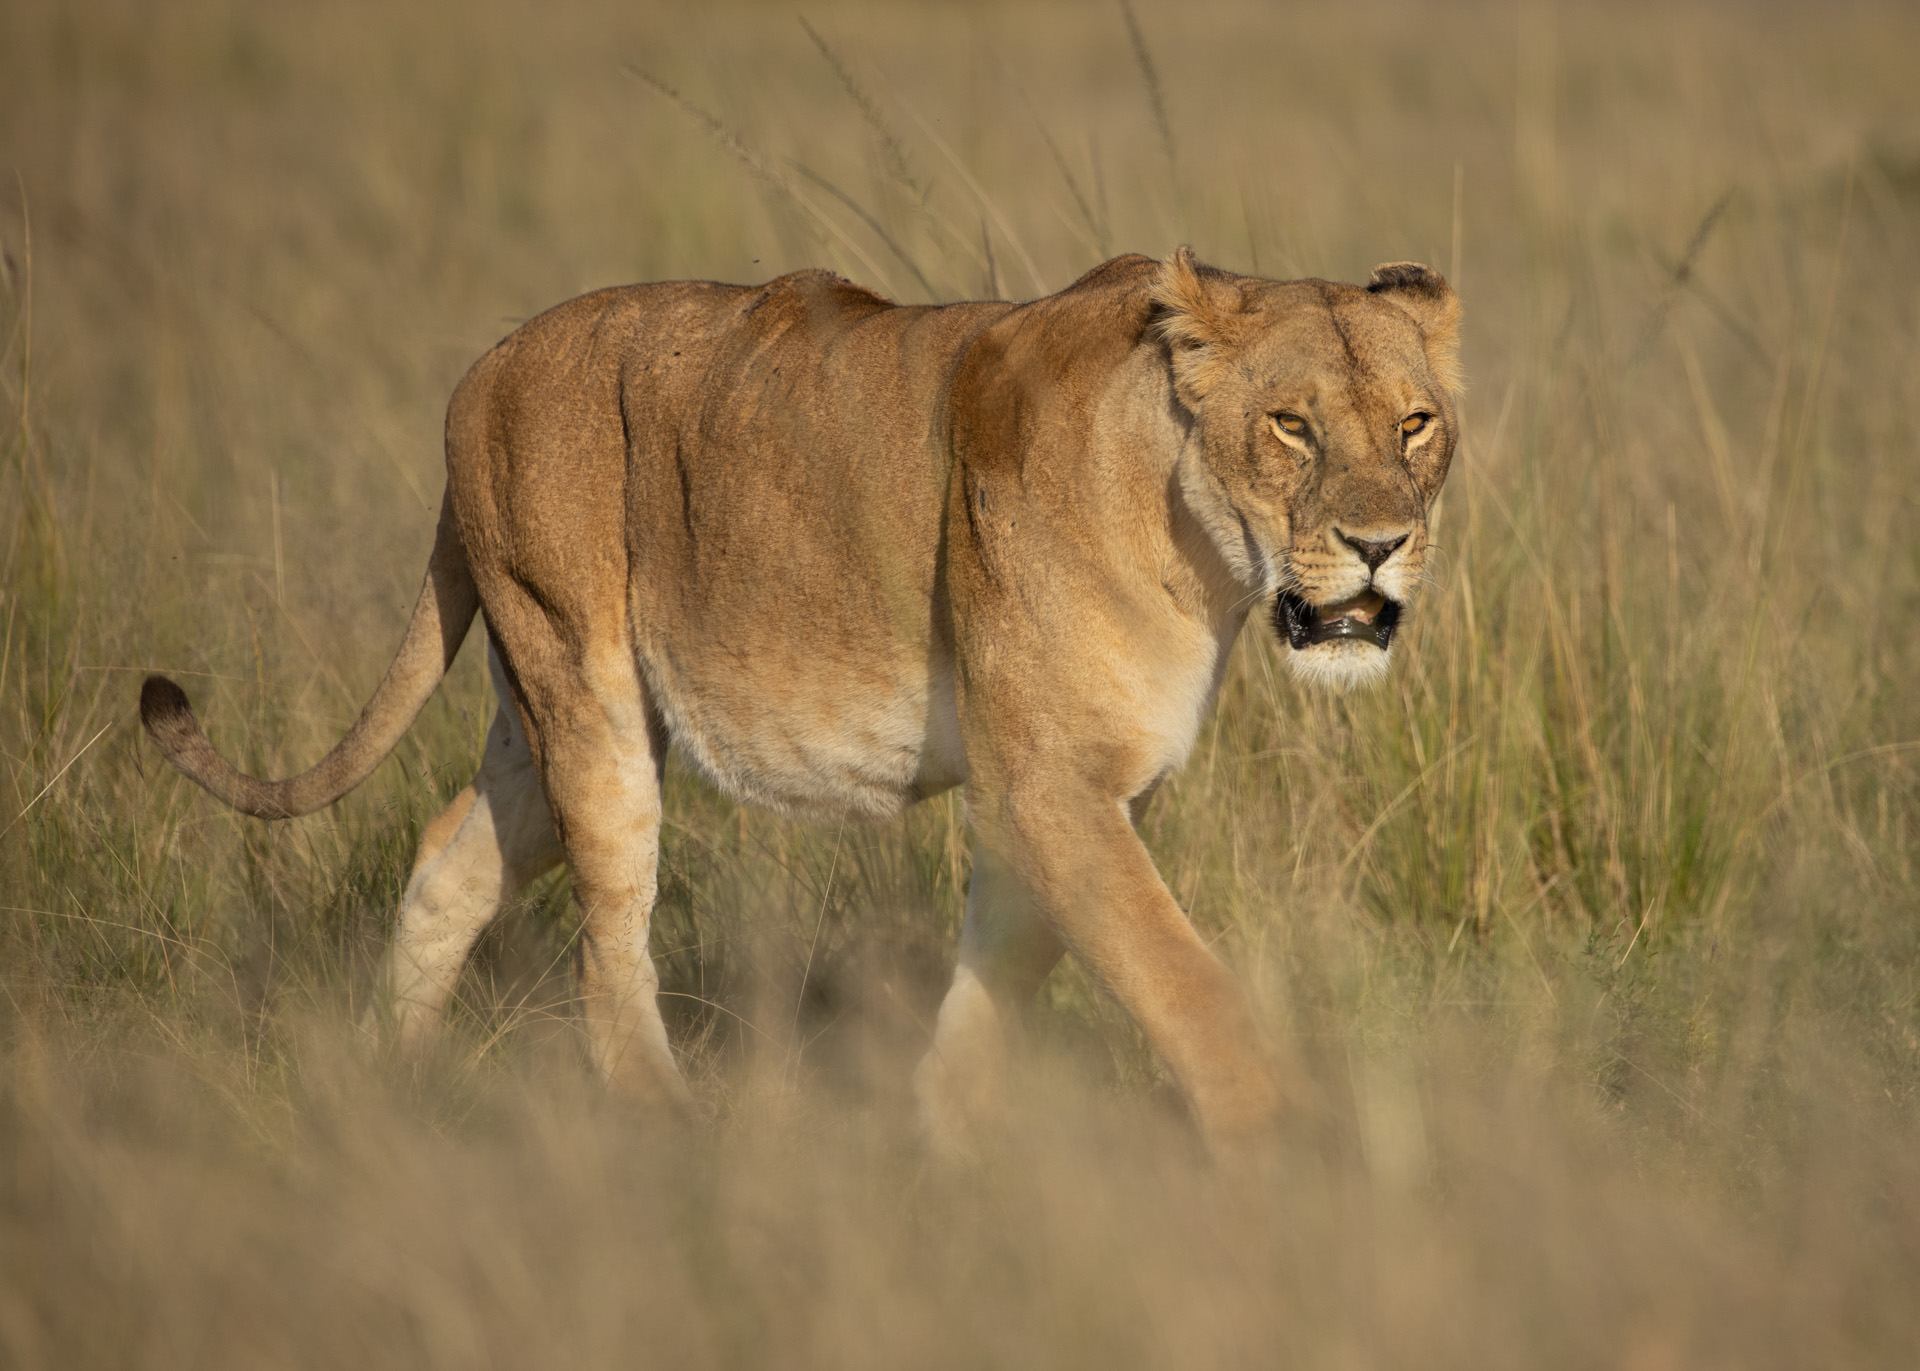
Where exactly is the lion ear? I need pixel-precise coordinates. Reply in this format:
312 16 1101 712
1152 245 1247 408
1367 262 1464 397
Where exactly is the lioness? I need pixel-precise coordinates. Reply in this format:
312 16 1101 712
142 248 1460 1152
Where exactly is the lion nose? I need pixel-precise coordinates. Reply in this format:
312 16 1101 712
1336 530 1408 573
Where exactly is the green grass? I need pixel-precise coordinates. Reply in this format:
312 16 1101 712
3 0 1920 1365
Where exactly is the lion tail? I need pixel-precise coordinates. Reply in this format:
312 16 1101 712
140 499 479 820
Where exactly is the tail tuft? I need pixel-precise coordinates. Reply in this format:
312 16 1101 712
140 672 295 818
140 674 195 748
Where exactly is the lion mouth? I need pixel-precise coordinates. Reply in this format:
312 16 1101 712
1275 589 1403 651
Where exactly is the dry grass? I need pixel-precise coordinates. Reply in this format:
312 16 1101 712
3 0 1920 1365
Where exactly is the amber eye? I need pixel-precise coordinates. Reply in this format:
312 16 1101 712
1270 413 1309 438
1401 412 1432 436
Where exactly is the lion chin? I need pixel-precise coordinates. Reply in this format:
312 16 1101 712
1283 638 1395 691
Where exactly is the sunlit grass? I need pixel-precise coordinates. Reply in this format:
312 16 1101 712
3 0 1919 1364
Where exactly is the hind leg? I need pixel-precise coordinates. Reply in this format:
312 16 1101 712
502 638 690 1109
378 644 563 1047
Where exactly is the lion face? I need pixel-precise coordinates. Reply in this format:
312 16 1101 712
1154 251 1462 689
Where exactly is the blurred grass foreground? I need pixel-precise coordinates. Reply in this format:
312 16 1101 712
4 0 1920 1365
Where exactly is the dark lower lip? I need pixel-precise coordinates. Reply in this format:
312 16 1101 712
1274 591 1403 651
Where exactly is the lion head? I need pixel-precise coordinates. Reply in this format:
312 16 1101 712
1153 248 1462 688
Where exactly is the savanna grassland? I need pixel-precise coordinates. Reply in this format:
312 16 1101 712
3 0 1920 1365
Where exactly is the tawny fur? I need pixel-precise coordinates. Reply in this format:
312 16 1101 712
141 249 1462 1153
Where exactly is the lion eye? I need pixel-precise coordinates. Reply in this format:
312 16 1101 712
1270 413 1309 438
1400 413 1432 436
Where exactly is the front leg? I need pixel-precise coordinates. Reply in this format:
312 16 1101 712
940 409 1275 1152
915 842 1064 1159
977 782 1280 1151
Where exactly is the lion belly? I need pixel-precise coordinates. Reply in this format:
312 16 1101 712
637 634 966 822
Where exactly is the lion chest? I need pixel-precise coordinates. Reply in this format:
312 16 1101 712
1103 610 1242 794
